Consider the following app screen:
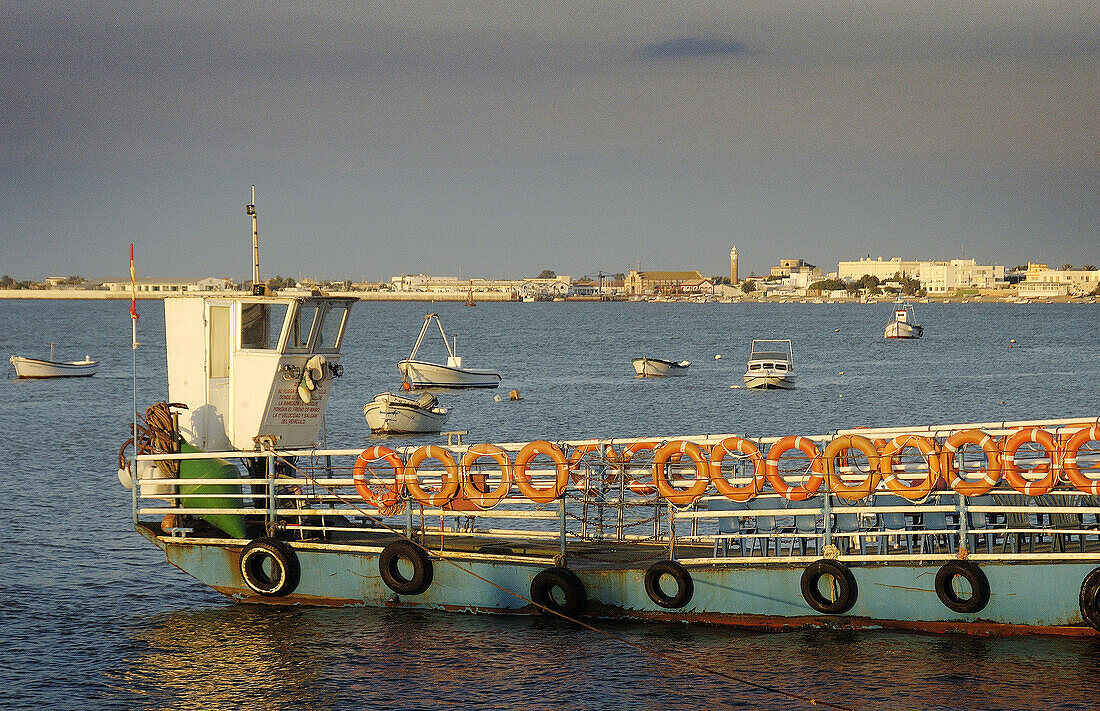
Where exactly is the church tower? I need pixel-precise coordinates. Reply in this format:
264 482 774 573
730 246 738 284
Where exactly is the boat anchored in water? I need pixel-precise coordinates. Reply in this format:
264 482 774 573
115 193 1100 638
632 356 691 377
399 313 501 389
884 300 924 339
364 391 450 434
743 339 795 389
9 343 98 378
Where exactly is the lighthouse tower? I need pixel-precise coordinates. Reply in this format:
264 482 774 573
730 246 739 284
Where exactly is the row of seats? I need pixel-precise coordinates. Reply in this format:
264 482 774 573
706 493 1100 558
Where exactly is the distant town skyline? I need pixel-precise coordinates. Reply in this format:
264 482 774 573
7 252 1096 288
1 3 1097 282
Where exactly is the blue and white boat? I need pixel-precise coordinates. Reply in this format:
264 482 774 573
117 202 1100 637
119 282 1100 635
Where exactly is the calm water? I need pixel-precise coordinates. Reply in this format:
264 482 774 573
2 298 1099 710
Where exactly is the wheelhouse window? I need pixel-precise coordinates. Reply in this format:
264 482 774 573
241 302 289 350
286 303 320 352
315 302 350 352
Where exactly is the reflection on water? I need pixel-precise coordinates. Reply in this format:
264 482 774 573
109 607 330 710
104 606 1100 711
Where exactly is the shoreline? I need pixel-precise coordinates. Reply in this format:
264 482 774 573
0 290 1094 304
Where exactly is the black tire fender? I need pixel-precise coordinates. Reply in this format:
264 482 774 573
530 566 587 617
935 560 990 614
1080 566 1100 632
644 560 694 609
800 559 857 614
378 540 434 595
239 537 300 597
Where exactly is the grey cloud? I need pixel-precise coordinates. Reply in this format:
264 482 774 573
643 38 747 59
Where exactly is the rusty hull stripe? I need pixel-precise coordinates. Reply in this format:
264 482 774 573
212 586 1098 637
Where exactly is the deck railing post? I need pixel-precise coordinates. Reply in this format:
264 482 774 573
668 501 676 560
266 452 276 526
132 457 139 526
957 492 970 551
822 493 834 549
559 496 567 561
405 494 413 539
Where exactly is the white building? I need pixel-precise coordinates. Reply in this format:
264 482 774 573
1017 263 1100 298
522 276 572 298
838 257 920 281
102 277 235 293
390 275 523 293
917 260 1005 294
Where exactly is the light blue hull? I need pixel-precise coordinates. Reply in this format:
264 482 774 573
147 529 1098 636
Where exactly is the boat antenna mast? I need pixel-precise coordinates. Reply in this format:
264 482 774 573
247 185 261 294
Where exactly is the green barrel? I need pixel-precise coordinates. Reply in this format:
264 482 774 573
179 442 247 539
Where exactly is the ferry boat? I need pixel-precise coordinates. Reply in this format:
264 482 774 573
118 282 1100 635
117 202 1100 637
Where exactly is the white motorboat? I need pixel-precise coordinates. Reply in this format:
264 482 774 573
884 301 924 339
10 344 98 378
743 339 796 390
363 392 450 434
632 357 691 377
398 313 501 389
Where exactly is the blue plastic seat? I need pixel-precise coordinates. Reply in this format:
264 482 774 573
869 494 913 554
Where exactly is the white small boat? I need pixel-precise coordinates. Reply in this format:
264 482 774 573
399 314 501 389
363 392 450 434
10 344 98 379
632 357 691 377
884 301 924 339
743 339 795 390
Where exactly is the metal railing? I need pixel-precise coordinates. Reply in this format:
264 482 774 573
130 416 1100 566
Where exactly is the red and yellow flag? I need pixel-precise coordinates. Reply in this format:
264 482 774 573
129 243 139 321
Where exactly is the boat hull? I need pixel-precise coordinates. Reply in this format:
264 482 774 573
364 397 449 434
884 321 923 339
147 529 1099 636
399 359 501 388
632 358 690 377
9 355 98 378
743 373 796 389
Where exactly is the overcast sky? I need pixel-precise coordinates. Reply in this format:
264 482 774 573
1 1 1097 281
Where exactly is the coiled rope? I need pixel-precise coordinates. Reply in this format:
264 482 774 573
118 401 185 477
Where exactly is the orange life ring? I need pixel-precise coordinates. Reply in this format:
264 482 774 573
879 435 941 500
652 440 711 505
352 445 406 509
567 443 615 486
513 440 570 504
619 441 659 495
764 436 825 501
403 445 461 507
823 434 882 501
1064 425 1100 495
1002 427 1060 496
709 437 766 502
460 443 513 508
942 429 1001 497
